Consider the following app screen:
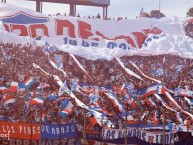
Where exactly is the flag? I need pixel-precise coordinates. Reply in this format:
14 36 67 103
58 81 67 96
89 115 98 125
31 36 42 50
153 68 165 76
115 58 143 81
157 68 165 76
88 93 98 104
176 112 183 124
53 55 63 69
130 61 162 84
124 82 135 92
42 42 50 53
60 99 74 117
2 95 15 105
119 111 135 124
26 92 34 101
1 47 10 60
69 53 93 81
10 82 18 92
0 74 4 82
154 93 175 112
124 90 136 108
30 98 44 105
146 97 156 107
140 111 149 121
71 79 79 91
49 45 57 53
48 91 58 101
23 77 34 89
184 97 193 106
0 86 10 93
153 109 159 125
139 7 145 17
105 92 124 113
48 55 67 77
167 123 176 132
37 82 50 90
89 103 101 111
175 65 183 73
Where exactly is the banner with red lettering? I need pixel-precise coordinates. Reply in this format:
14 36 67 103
0 3 193 60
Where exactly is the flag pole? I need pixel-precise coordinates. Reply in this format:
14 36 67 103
159 0 161 18
125 105 128 145
162 106 166 145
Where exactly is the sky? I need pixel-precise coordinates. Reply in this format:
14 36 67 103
3 0 193 18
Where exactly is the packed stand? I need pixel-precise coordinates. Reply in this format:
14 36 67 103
0 42 192 131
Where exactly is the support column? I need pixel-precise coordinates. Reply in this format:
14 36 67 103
106 7 108 18
103 7 105 18
70 3 75 16
36 0 41 12
74 4 77 16
40 1 43 13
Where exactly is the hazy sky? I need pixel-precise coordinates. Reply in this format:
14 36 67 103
4 0 193 18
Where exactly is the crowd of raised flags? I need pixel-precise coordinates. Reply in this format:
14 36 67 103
0 42 192 136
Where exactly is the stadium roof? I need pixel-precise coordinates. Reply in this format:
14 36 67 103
27 0 110 7
27 0 110 17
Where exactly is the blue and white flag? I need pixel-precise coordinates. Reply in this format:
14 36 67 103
58 81 67 96
48 91 58 101
1 47 10 60
175 65 183 73
60 99 74 117
71 79 79 92
49 45 57 53
53 55 63 69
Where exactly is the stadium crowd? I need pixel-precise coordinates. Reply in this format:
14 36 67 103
0 42 192 131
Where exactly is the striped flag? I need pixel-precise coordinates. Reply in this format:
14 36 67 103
10 82 18 92
124 90 136 108
30 98 44 105
153 109 159 125
115 58 143 81
105 92 125 113
176 112 183 124
23 77 34 89
119 111 135 124
0 86 10 93
60 99 74 117
69 53 93 81
2 95 15 105
145 97 156 107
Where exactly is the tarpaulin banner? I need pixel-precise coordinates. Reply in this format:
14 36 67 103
41 123 76 139
102 128 174 144
0 121 76 140
0 121 40 140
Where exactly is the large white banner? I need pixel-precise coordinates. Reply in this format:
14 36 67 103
0 3 193 60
